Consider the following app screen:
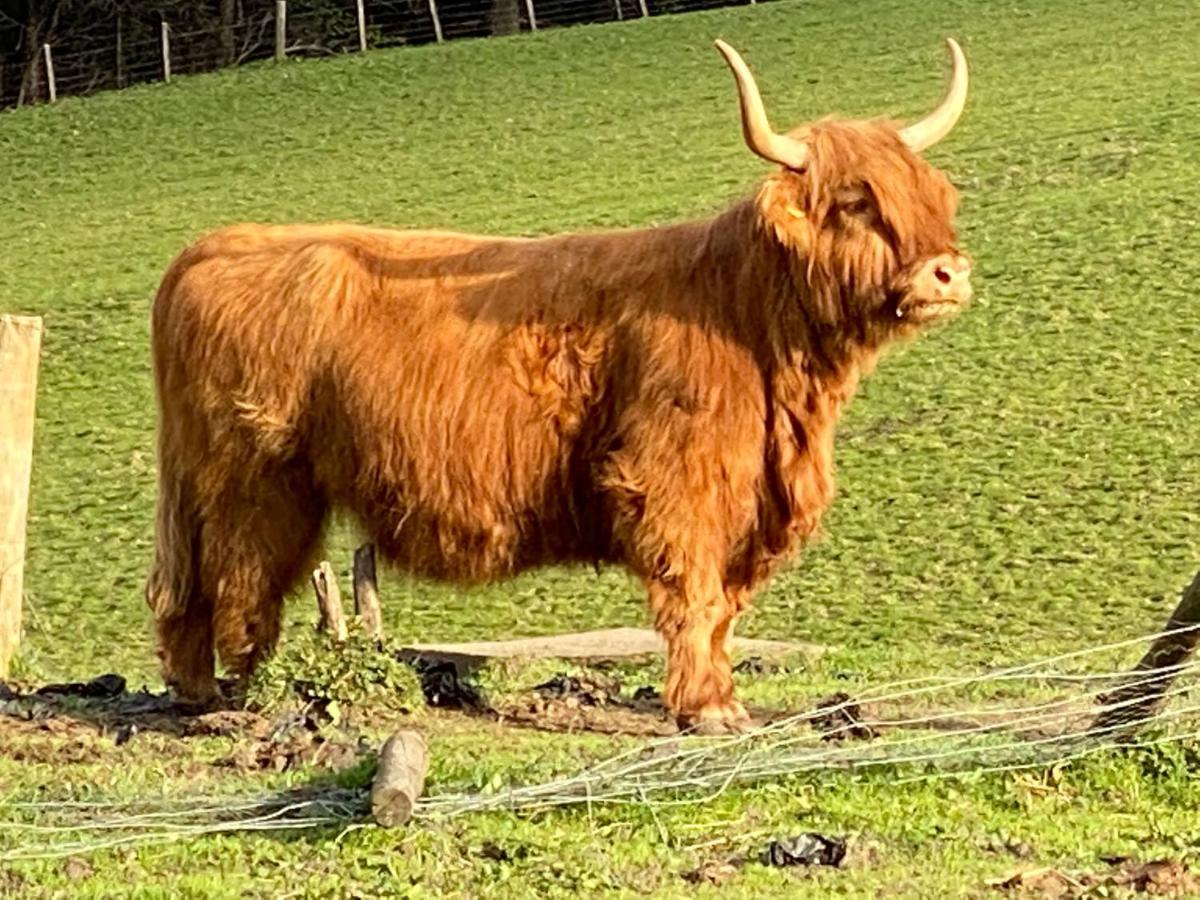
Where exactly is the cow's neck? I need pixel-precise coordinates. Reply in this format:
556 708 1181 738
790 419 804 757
700 199 884 560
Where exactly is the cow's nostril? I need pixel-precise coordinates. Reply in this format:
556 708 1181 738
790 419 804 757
934 267 951 285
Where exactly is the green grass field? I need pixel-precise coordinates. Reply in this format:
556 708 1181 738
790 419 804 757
3 0 1200 894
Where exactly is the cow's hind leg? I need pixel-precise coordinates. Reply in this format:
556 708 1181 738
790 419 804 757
200 463 327 693
650 576 747 733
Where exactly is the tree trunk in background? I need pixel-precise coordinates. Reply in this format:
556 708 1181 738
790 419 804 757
489 0 520 35
16 22 42 106
219 0 237 64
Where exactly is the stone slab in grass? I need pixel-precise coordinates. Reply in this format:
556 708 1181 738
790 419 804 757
401 626 824 666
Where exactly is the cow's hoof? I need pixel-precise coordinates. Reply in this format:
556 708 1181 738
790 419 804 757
678 701 753 736
166 680 223 714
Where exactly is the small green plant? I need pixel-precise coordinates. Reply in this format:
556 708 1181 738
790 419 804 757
246 622 425 723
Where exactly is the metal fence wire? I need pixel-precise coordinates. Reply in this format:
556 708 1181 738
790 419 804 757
0 0 768 110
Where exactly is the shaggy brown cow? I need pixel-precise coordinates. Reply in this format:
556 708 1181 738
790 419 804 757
146 38 973 730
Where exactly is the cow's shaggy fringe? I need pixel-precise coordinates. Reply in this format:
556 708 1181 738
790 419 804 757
3 625 1198 862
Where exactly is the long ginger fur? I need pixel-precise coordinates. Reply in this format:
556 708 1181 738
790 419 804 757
146 121 967 722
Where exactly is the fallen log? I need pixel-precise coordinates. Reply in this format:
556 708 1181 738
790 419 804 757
1092 570 1200 735
371 729 429 827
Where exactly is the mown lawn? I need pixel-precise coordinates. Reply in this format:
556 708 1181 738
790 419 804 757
2 0 1200 894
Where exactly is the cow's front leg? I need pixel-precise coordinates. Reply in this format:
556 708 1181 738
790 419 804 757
650 577 748 733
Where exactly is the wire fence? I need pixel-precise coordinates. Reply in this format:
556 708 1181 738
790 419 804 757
0 0 768 110
2 620 1198 861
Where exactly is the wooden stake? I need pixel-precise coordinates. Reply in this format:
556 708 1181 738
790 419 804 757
524 0 537 30
1092 570 1200 734
371 730 429 827
427 0 444 43
42 44 56 102
116 11 125 88
356 0 368 51
637 0 648 17
275 1 287 61
161 21 171 83
312 561 347 643
0 316 43 678
353 543 383 641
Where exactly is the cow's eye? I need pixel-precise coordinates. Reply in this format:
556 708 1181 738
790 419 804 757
841 197 872 217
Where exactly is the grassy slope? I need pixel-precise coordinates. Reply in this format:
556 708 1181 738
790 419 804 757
2 0 1200 894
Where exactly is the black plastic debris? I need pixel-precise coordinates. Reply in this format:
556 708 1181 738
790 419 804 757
35 673 126 699
113 723 138 746
810 692 877 742
763 833 846 868
413 660 484 710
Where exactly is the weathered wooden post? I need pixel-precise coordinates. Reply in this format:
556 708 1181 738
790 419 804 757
356 0 368 51
161 21 172 83
275 1 287 62
427 0 445 43
524 0 538 31
1092 570 1200 734
312 560 348 643
42 45 56 103
0 315 44 678
353 543 383 641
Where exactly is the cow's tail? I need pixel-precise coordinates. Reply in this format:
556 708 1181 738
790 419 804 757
145 245 201 625
144 454 198 624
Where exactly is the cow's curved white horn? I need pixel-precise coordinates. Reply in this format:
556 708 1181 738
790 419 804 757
714 39 810 171
898 38 969 153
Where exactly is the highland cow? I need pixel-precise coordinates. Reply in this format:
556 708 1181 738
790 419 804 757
146 39 973 731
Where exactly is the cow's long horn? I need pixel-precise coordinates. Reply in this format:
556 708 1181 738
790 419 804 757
714 39 810 171
898 38 968 153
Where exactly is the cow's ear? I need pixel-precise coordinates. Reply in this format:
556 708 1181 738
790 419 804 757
756 172 815 252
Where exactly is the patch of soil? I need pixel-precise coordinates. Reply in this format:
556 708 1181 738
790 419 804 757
990 858 1200 897
683 858 743 886
810 693 878 742
0 675 274 767
218 731 363 773
496 669 680 736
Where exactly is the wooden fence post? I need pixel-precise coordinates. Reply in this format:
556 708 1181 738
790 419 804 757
353 544 383 641
427 0 444 43
275 1 287 61
42 44 56 103
0 315 44 678
161 21 171 83
524 0 538 31
116 11 126 88
356 0 368 51
312 560 347 643
637 0 648 17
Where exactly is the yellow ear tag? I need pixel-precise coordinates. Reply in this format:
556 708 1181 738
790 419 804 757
785 205 805 220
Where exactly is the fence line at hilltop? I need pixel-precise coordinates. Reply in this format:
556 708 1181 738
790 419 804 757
2 0 768 111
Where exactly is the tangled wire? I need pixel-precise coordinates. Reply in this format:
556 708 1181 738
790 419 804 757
2 623 1197 862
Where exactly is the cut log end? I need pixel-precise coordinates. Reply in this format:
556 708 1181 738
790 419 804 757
371 729 429 827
